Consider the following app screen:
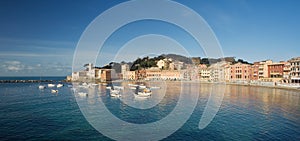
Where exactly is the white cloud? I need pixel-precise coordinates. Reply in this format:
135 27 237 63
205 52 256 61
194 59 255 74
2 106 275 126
3 61 25 72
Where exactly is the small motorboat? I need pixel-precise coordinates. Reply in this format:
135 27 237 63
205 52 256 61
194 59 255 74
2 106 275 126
67 85 73 88
51 89 58 93
106 86 112 90
48 84 55 88
110 89 121 97
57 84 63 88
38 85 45 89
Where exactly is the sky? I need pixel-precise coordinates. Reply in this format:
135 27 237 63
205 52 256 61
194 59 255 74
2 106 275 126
0 0 299 76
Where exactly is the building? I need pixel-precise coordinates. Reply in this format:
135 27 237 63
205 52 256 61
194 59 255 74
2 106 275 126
224 64 231 82
123 71 136 80
230 62 252 82
251 62 259 80
99 69 112 82
289 57 300 83
121 64 129 74
268 63 284 78
157 60 166 69
191 57 201 65
71 63 113 82
200 69 210 81
208 61 228 82
121 64 130 80
283 62 291 81
161 70 181 80
145 67 161 80
169 61 184 70
258 60 273 80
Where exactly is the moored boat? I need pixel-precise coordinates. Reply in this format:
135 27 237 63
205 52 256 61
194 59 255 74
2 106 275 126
48 84 55 88
110 89 121 97
78 92 88 97
57 84 63 88
135 88 152 97
38 85 45 89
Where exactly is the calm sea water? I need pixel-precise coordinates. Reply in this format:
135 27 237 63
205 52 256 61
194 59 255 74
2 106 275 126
0 80 299 141
0 76 66 81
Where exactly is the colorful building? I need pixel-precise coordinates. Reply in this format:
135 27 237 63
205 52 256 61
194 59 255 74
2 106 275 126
289 57 300 83
230 62 252 82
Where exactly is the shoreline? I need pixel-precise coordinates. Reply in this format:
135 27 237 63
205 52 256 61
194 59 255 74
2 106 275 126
117 80 300 92
1 79 299 92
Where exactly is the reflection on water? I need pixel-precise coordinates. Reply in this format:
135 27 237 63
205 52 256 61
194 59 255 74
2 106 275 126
0 82 299 140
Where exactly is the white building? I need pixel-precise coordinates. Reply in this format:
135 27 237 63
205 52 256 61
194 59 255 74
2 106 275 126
208 61 228 82
157 60 166 69
289 57 300 83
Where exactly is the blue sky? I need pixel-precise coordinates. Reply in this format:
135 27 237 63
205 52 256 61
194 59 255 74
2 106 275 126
0 0 299 76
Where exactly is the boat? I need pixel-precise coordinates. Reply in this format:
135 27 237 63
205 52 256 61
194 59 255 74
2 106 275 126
57 84 63 88
67 85 73 88
129 86 137 90
135 88 152 97
110 89 121 97
150 86 160 90
114 86 124 90
128 84 138 87
38 85 45 89
78 92 88 97
138 85 146 89
48 84 55 88
106 86 112 89
51 89 58 93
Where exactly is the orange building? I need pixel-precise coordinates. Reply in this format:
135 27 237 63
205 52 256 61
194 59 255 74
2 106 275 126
268 63 284 78
230 62 252 81
251 62 259 80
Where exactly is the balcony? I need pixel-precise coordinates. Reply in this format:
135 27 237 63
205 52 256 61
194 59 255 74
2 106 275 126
291 76 300 80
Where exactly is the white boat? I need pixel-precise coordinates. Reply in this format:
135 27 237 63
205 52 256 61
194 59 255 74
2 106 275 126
48 84 55 88
128 84 138 87
91 83 98 86
138 85 146 89
110 89 121 97
137 91 152 97
57 84 63 88
82 82 88 86
150 86 160 89
136 88 152 97
51 89 58 93
129 86 137 90
106 86 112 89
38 85 45 89
78 92 88 97
67 85 73 88
114 86 124 90
134 94 149 99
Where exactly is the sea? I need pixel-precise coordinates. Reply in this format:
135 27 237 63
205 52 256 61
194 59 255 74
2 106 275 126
0 77 299 141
